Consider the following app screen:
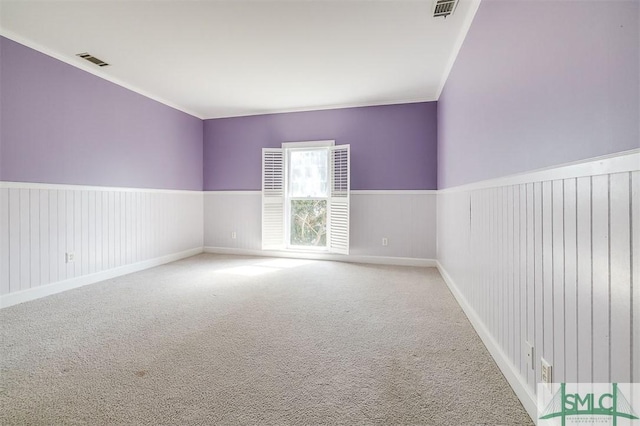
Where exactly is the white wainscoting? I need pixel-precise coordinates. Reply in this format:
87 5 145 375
0 182 203 307
436 150 639 421
203 190 436 265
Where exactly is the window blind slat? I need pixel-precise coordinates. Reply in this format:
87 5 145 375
329 145 350 255
262 148 284 249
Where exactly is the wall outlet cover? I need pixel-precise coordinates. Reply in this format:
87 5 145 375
525 342 534 370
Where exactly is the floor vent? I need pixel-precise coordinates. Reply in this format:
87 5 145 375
433 0 458 18
76 53 109 67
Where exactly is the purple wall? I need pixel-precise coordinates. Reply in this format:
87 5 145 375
203 102 437 191
438 0 639 189
0 37 203 190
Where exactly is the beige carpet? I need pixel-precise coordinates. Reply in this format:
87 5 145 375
1 254 532 425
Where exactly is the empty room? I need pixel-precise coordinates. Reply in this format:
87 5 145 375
1 0 638 424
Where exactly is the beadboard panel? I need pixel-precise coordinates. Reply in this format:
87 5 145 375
0 183 203 298
204 192 262 251
350 193 436 258
204 192 436 260
437 168 638 415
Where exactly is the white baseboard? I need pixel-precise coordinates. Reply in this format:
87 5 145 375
203 246 436 267
436 261 538 424
0 247 203 309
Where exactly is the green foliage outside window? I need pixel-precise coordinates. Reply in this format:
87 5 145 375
290 200 327 246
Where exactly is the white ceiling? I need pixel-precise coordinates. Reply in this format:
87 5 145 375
0 0 479 119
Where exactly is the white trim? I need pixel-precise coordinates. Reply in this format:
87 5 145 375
204 190 437 196
436 261 538 424
435 0 482 99
1 28 435 120
351 190 437 195
0 29 203 120
203 247 435 267
0 28 433 120
282 140 335 148
438 149 640 193
204 190 261 195
0 181 202 194
11 150 630 196
0 247 204 309
203 99 434 120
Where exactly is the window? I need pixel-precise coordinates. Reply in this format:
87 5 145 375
287 146 329 249
262 141 350 254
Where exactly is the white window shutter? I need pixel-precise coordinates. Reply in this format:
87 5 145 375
262 148 284 250
329 144 350 255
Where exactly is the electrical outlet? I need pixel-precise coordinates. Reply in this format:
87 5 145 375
541 358 552 389
65 252 75 263
231 231 237 239
526 342 534 370
382 237 388 246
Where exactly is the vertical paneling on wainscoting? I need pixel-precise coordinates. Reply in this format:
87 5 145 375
0 183 204 300
438 170 638 406
203 192 437 260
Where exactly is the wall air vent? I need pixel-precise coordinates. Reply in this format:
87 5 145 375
433 0 458 18
76 53 109 67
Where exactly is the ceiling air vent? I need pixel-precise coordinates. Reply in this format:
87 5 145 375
433 0 458 18
76 53 109 67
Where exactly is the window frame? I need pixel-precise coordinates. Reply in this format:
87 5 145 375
283 141 334 251
261 140 349 255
